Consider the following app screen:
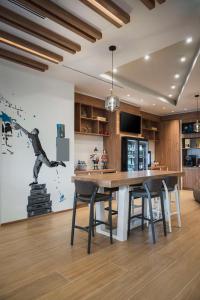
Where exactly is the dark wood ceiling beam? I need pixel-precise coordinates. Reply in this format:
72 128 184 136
140 0 155 9
15 0 102 43
0 5 81 54
0 48 48 72
0 30 63 63
79 0 130 28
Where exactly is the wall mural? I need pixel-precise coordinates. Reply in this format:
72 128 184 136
0 94 67 217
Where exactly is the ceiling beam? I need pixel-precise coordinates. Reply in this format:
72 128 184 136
14 0 102 43
140 0 155 10
0 30 63 63
79 0 130 28
0 48 48 72
0 5 81 54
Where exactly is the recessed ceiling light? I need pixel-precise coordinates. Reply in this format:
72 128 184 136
127 94 130 97
180 57 186 62
162 107 166 110
174 74 180 79
144 55 150 61
171 110 174 113
171 85 176 90
186 37 193 44
153 103 156 106
140 98 144 102
184 108 188 111
113 68 117 73
168 94 173 98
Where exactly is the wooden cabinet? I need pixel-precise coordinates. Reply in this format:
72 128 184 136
182 167 200 190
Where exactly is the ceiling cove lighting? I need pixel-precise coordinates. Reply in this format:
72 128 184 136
80 0 130 28
105 45 120 112
0 30 62 63
186 37 193 44
194 94 200 133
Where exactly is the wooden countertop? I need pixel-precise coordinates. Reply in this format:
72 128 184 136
72 170 184 188
74 169 116 175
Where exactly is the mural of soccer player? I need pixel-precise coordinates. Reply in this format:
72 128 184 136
12 121 66 186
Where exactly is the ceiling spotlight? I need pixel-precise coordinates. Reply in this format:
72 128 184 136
186 37 193 44
180 57 186 62
144 55 150 61
184 108 188 111
127 94 130 97
171 110 175 113
153 103 156 106
162 107 166 110
168 94 173 98
174 74 180 79
113 68 117 73
171 85 176 90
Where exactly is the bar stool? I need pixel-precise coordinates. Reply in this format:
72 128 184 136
162 176 181 232
71 180 113 254
128 178 167 243
104 187 119 216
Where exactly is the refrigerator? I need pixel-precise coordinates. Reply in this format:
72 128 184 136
121 137 148 171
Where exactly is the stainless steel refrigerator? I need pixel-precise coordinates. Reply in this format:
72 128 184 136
121 137 148 171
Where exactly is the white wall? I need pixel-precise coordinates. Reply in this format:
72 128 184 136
148 140 155 163
0 63 74 223
75 134 103 169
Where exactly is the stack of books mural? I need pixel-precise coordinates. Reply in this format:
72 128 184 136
27 184 52 217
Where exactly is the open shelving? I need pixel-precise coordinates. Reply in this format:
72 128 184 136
75 103 110 136
142 118 160 141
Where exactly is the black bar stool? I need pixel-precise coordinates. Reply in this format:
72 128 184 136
71 180 113 254
128 178 167 243
104 187 119 216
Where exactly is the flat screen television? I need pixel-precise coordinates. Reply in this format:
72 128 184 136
120 112 141 134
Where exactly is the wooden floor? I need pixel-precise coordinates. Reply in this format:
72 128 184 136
1 190 200 300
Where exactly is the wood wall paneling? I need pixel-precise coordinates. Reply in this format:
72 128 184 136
155 120 181 171
182 167 200 190
0 5 81 54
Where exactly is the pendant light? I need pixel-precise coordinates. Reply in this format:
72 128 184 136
105 45 120 112
193 94 200 133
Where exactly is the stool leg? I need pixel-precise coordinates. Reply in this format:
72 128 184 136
92 205 95 237
128 193 132 237
160 193 167 237
148 195 156 244
142 196 145 230
165 190 172 233
71 194 77 246
108 196 113 244
175 185 181 228
88 201 94 254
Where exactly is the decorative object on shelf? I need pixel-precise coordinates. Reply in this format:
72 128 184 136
57 124 65 138
101 149 108 169
90 147 99 169
193 94 200 133
105 45 120 112
96 116 107 121
75 160 87 171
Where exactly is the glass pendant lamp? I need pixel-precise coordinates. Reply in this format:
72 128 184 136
105 45 120 112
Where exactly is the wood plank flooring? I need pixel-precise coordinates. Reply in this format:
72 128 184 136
1 190 200 300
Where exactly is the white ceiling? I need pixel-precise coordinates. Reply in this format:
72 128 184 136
0 0 200 116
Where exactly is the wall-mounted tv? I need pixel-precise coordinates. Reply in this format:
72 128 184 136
120 112 141 134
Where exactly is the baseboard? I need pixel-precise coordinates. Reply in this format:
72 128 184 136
0 203 87 226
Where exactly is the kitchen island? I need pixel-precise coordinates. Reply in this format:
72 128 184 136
72 170 183 241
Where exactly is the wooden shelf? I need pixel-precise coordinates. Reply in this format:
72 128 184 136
142 118 160 142
75 131 110 137
143 127 159 132
75 102 110 136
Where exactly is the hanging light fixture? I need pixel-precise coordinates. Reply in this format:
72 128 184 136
105 45 120 112
193 94 200 133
